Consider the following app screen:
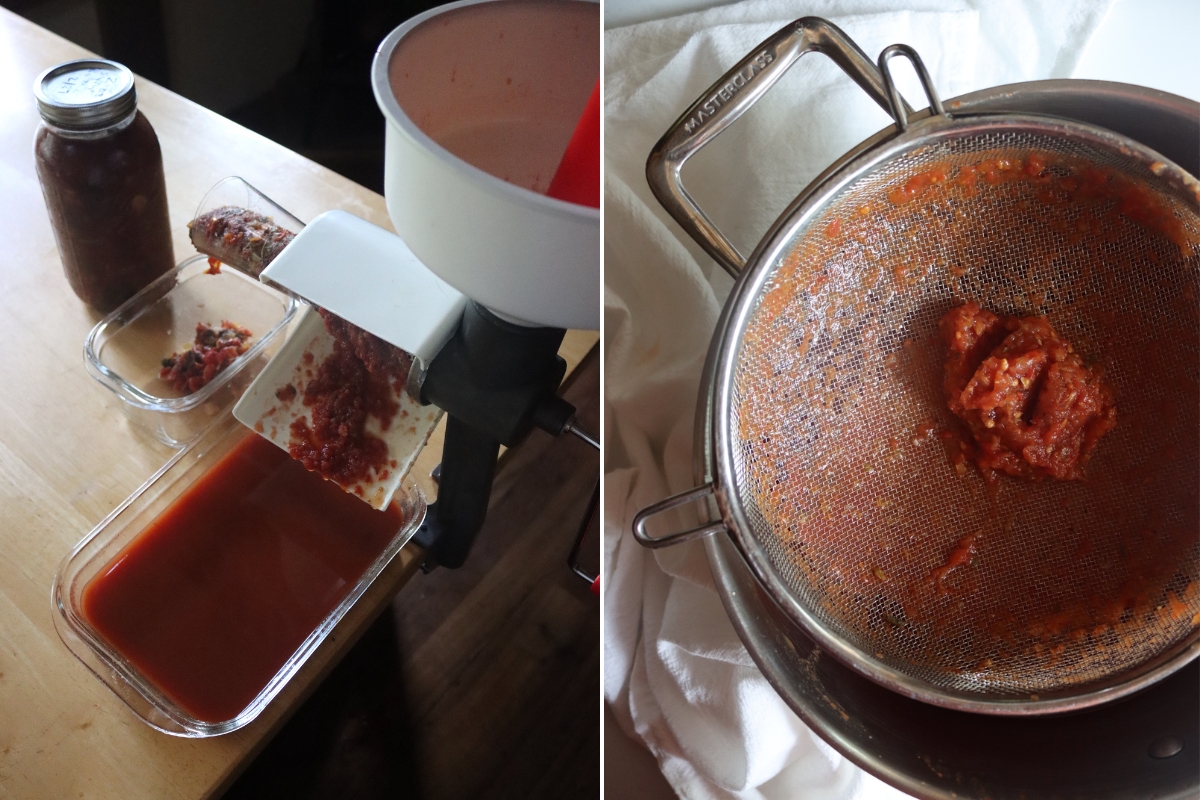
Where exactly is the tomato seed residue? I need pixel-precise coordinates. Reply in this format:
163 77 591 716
887 153 1196 254
159 321 252 394
288 309 412 488
940 302 1117 482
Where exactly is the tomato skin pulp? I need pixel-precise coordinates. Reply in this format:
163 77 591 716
940 302 1116 482
287 308 412 489
81 433 405 723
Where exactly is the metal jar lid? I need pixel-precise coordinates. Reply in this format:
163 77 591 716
34 59 137 131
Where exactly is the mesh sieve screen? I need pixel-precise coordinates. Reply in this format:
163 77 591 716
730 129 1200 699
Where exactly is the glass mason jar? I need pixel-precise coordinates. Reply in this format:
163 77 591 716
33 59 175 314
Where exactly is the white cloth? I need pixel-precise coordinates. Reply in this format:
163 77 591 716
602 2 1117 798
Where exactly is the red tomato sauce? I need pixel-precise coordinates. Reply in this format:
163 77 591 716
927 531 979 589
81 433 407 723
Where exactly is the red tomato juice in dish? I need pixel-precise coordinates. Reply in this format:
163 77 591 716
81 433 406 723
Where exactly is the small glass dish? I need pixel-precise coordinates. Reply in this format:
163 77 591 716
84 254 299 447
51 410 426 737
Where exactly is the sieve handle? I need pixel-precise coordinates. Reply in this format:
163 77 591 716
878 44 946 132
632 483 726 549
646 17 909 279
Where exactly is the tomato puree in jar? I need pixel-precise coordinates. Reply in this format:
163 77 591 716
81 433 408 723
33 60 174 313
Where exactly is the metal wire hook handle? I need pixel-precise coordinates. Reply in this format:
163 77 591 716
632 483 726 549
878 44 947 132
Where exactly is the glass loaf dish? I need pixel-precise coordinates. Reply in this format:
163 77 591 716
84 254 299 447
51 410 426 736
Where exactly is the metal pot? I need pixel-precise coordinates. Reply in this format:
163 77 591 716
636 13 1199 720
702 80 1199 798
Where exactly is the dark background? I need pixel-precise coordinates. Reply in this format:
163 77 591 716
5 1 601 797
8 0 448 193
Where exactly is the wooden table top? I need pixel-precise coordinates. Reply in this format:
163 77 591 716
0 9 597 799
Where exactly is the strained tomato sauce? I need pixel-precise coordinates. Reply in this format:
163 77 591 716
81 433 406 722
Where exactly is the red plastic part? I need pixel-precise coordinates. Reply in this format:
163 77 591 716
546 78 600 208
589 576 600 597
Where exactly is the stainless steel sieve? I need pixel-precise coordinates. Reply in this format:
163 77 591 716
634 17 1200 715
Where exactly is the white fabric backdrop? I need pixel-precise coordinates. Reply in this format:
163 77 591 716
602 2 1117 798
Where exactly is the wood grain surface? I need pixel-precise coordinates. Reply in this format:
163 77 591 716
394 347 600 799
223 345 600 800
0 9 598 799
